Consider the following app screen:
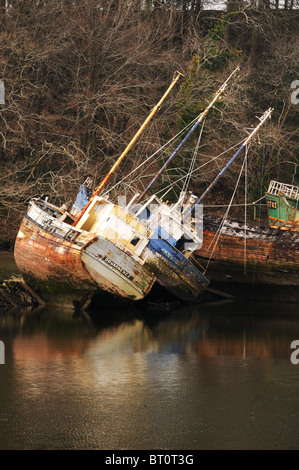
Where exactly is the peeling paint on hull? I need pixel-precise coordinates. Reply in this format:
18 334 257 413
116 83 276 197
14 206 155 308
82 237 155 300
14 217 98 308
195 215 299 296
143 238 209 301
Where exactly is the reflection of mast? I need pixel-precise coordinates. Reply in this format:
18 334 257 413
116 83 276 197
135 66 240 204
73 72 183 225
183 107 274 221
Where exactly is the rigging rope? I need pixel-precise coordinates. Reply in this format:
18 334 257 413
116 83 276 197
132 138 251 209
150 138 247 201
102 114 201 198
182 119 206 196
203 148 248 274
244 145 248 275
252 132 267 283
103 118 246 204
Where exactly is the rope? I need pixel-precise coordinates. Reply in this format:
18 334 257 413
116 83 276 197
198 200 266 208
182 119 205 196
103 119 245 202
244 145 248 275
136 138 258 209
252 134 267 284
151 137 247 200
203 149 248 274
102 113 201 197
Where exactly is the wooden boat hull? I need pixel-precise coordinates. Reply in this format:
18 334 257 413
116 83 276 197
82 237 155 301
132 195 209 301
14 209 155 308
143 238 209 301
14 217 98 308
195 215 299 302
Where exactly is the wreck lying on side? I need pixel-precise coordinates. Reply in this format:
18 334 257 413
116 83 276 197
14 196 156 308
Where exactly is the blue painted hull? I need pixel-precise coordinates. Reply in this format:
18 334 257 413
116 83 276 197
144 237 209 301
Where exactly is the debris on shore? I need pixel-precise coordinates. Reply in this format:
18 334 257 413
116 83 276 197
0 275 234 314
0 275 45 311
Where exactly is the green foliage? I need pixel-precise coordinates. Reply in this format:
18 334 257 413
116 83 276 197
203 45 242 72
203 12 243 72
208 11 242 41
176 57 205 127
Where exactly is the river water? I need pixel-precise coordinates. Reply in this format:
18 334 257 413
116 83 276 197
0 252 299 450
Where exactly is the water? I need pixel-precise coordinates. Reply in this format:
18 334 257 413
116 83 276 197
0 253 299 450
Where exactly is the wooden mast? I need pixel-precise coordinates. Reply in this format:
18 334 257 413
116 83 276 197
73 71 183 226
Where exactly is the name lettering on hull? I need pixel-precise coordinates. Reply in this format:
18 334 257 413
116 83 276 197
100 255 134 281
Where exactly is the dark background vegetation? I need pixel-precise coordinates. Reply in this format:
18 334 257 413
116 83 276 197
0 0 298 247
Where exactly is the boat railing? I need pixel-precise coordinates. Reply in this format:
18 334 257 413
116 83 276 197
29 199 83 241
267 180 299 201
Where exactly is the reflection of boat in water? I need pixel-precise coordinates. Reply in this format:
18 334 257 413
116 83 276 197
142 301 299 358
4 299 299 363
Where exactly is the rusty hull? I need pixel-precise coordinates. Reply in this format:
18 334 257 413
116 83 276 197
194 215 299 301
14 216 99 308
145 253 206 301
143 238 209 301
14 210 156 307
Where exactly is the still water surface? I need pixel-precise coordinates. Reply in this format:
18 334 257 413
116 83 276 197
0 253 299 450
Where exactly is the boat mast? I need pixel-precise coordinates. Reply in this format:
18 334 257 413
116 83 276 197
182 107 274 221
135 66 240 204
73 71 183 225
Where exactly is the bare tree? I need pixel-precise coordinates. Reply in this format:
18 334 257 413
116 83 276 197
0 0 298 241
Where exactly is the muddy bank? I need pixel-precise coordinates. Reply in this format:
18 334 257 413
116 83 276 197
0 252 46 311
0 272 233 316
0 251 20 278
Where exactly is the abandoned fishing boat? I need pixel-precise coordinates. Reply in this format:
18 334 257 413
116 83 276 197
128 192 209 300
68 72 225 302
121 69 241 300
194 170 299 301
14 195 156 308
145 107 274 301
14 73 183 308
196 212 299 302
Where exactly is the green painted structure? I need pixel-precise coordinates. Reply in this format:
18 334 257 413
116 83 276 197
265 180 299 231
